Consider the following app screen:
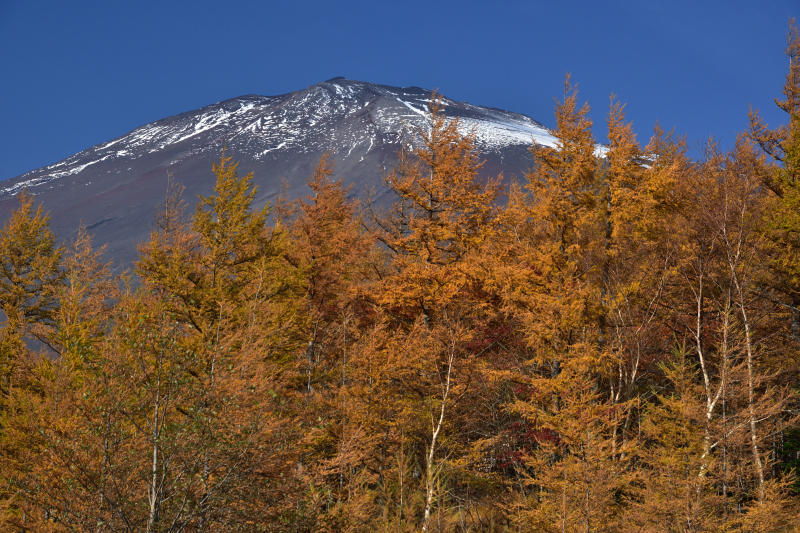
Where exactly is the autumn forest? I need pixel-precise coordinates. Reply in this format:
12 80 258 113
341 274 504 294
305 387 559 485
2 25 800 533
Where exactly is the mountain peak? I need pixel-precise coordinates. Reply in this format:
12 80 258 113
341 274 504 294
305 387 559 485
0 79 555 266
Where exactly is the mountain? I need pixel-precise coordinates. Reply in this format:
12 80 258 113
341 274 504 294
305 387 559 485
0 78 556 267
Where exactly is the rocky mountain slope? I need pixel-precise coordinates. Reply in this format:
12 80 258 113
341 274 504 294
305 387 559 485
0 78 556 266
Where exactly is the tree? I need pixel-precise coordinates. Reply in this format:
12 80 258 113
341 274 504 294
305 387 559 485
283 153 374 400
0 191 64 528
373 93 501 323
1 155 307 531
315 94 508 531
627 348 722 532
748 20 800 338
1 285 293 532
136 151 298 349
747 18 800 504
0 191 63 398
490 78 638 531
44 227 116 366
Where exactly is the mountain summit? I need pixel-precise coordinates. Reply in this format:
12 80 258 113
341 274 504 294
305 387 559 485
0 78 555 265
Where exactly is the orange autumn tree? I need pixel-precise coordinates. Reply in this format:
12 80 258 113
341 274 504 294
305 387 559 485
383 94 503 532
0 191 63 398
745 19 800 502
278 154 380 529
489 78 693 529
495 77 635 530
282 153 374 401
748 21 800 339
133 154 306 528
323 94 505 531
0 156 304 530
3 286 291 532
0 192 64 528
136 152 299 343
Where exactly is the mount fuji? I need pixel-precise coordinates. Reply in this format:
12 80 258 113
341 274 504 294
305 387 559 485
0 78 556 266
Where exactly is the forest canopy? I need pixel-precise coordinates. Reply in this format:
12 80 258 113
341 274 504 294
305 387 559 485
1 22 800 533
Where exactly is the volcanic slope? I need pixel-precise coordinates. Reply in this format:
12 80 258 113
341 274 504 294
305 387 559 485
0 78 556 267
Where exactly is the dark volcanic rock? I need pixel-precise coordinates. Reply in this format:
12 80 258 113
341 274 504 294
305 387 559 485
0 79 555 268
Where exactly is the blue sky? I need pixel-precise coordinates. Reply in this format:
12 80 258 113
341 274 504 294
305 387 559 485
0 0 796 180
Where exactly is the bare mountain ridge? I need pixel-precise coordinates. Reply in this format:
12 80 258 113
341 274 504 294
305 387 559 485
0 78 556 266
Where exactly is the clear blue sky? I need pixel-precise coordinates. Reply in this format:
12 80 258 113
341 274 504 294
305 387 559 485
0 0 796 180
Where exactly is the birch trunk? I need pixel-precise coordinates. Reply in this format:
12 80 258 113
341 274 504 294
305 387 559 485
422 344 454 533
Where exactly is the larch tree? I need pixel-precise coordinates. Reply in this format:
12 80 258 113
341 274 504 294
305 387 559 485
0 191 63 399
0 191 63 529
496 77 637 531
356 93 505 531
748 20 800 339
283 153 374 402
747 19 800 501
136 152 290 343
275 153 379 529
134 154 305 530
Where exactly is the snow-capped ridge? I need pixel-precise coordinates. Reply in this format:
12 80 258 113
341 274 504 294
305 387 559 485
2 78 559 198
